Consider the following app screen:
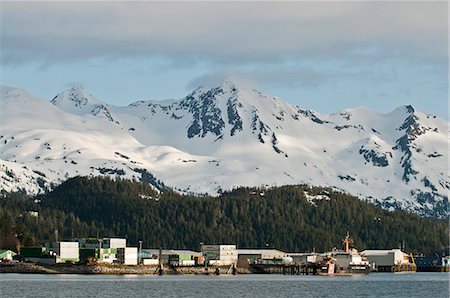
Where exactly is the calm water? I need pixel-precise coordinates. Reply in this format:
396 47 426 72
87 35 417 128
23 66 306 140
1 273 448 298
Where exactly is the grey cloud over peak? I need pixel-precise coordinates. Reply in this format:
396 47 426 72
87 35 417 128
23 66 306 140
1 1 447 66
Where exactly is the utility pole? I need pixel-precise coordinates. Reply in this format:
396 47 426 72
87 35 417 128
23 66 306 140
139 240 143 265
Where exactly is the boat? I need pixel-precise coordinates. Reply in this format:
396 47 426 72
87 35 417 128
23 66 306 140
319 232 370 275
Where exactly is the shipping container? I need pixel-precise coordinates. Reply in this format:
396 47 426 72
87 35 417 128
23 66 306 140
21 247 45 258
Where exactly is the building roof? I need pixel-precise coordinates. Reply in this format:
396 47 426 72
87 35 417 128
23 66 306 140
142 249 202 256
0 249 17 257
361 249 406 255
237 249 286 255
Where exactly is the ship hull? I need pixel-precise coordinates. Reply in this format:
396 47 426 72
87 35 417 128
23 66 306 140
319 263 370 275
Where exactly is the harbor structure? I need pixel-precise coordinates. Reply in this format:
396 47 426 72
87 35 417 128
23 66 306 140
117 247 138 265
78 238 100 249
237 249 289 261
289 252 320 265
102 238 127 249
96 238 127 263
53 241 79 263
19 246 55 264
201 244 238 266
237 249 293 267
142 249 203 266
414 255 449 272
319 232 370 275
0 249 17 262
361 249 415 272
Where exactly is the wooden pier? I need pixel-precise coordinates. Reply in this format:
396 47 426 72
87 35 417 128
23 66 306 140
250 263 319 275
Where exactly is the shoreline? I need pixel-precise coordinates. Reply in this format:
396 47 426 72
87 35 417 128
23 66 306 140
0 263 251 275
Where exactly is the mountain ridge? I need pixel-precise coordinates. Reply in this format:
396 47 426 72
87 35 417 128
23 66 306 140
0 81 448 218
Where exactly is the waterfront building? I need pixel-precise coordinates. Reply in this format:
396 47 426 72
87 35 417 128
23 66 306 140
117 247 138 265
20 246 51 263
361 249 412 271
78 238 101 249
414 255 450 272
102 238 127 249
201 244 237 266
288 252 320 265
98 248 118 263
141 249 202 265
53 241 79 263
237 249 290 266
0 249 17 262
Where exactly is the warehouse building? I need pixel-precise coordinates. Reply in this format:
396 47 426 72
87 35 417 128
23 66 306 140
201 244 237 266
237 249 290 267
361 249 411 271
117 247 138 265
141 249 203 266
288 252 321 265
102 238 127 249
53 241 79 263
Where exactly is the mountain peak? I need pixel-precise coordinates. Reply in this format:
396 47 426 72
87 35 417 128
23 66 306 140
50 86 117 122
51 85 105 109
191 77 256 95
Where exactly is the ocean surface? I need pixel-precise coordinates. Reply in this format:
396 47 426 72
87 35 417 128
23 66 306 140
1 272 448 298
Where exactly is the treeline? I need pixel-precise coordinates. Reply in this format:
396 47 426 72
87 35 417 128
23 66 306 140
1 176 448 255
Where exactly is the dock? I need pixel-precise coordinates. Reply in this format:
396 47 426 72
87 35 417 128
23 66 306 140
250 263 319 275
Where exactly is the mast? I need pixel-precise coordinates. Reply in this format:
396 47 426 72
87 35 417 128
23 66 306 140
343 231 354 253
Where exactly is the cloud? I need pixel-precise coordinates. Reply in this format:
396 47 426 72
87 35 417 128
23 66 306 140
186 61 399 93
186 71 262 91
1 1 447 67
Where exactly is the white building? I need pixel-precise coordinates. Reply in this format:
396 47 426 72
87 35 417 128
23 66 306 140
288 252 320 264
237 249 289 260
117 247 138 265
237 249 291 265
102 238 127 249
99 248 117 264
53 241 79 263
361 249 410 268
142 249 202 265
201 244 237 266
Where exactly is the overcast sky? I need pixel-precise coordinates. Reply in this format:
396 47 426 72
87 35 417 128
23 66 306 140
0 1 448 119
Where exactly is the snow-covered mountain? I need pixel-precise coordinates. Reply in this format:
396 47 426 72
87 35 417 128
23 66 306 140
0 80 448 218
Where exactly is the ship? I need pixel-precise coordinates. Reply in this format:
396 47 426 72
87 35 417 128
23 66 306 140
319 232 371 275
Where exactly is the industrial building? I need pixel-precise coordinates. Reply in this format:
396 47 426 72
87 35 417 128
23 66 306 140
0 249 17 262
117 247 138 265
361 249 412 272
414 255 450 272
201 244 238 266
288 253 320 265
102 238 127 249
53 241 79 263
141 249 203 266
237 249 290 267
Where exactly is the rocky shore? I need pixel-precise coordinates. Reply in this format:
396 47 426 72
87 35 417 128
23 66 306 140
0 263 250 275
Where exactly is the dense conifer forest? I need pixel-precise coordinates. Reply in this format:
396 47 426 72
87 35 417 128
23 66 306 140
1 176 448 255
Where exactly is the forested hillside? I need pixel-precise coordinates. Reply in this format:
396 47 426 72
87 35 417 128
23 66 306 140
1 176 448 255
